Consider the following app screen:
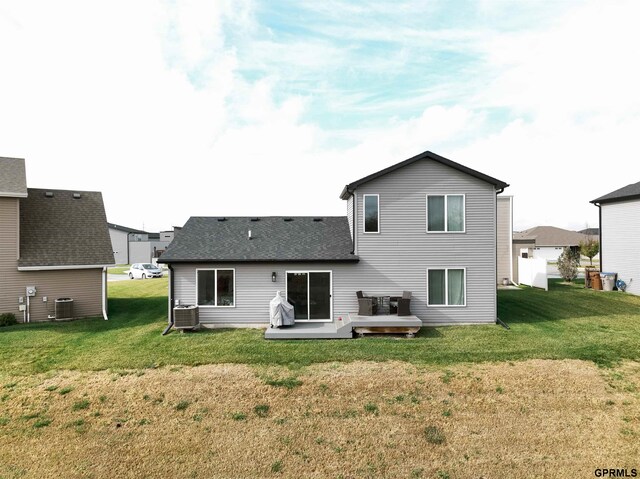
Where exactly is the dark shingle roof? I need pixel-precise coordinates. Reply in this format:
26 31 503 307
340 150 509 199
0 157 28 198
19 188 115 267
591 181 640 204
158 216 358 263
513 226 588 247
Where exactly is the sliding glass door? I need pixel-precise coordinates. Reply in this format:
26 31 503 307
286 271 332 322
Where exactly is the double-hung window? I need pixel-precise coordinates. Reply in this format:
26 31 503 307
427 194 465 232
363 194 379 233
427 268 466 306
197 269 235 307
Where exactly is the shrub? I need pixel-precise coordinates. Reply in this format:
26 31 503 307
557 247 579 282
0 313 17 327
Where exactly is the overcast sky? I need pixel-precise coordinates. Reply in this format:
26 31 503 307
1 0 637 233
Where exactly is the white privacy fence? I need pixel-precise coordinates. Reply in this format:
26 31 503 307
518 257 548 291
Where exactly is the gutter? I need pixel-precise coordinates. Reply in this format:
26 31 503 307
102 267 108 320
18 264 114 271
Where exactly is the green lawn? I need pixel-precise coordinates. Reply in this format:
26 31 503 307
107 265 130 275
1 278 640 375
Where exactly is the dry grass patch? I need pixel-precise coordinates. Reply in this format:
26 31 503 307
0 360 638 478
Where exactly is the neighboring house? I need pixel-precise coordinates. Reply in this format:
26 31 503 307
513 226 589 262
591 181 640 295
108 223 174 264
497 196 514 285
159 150 509 328
0 157 114 322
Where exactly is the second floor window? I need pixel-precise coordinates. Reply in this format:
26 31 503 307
427 194 465 232
363 194 379 233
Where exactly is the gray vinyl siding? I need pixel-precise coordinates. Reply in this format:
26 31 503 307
353 159 497 324
1 197 105 322
601 200 640 296
496 196 513 284
172 262 360 326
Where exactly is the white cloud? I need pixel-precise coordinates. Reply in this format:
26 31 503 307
1 0 638 235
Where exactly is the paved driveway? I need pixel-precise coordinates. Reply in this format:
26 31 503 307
108 274 129 282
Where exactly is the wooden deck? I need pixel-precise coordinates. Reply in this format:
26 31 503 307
264 313 421 340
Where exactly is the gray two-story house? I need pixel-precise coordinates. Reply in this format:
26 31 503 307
158 150 508 333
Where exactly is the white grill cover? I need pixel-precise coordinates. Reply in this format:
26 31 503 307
270 291 295 327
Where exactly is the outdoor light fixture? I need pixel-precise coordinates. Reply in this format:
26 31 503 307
272 272 277 282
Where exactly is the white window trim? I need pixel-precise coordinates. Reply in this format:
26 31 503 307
426 267 467 307
196 268 236 308
426 194 466 233
285 270 333 322
362 194 380 234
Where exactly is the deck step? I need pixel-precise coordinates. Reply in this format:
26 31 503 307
264 313 422 340
264 321 353 340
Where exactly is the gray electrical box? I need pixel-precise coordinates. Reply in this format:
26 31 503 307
26 286 37 297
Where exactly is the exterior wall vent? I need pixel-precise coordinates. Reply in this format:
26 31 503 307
73 193 81 199
313 218 323 222
45 191 54 198
284 218 293 222
217 217 226 221
250 218 260 222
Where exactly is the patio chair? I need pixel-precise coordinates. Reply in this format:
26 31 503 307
356 290 378 316
397 291 412 316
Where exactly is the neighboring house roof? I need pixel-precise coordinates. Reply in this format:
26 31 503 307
339 150 509 199
158 216 358 263
107 222 148 234
0 157 28 198
19 188 115 268
591 180 640 204
514 226 588 247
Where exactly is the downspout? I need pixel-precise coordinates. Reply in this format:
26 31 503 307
349 189 356 254
102 267 108 320
162 263 174 335
596 202 602 272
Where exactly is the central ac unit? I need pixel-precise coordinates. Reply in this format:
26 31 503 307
173 305 199 330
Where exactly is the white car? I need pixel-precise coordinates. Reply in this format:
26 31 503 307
128 263 163 279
